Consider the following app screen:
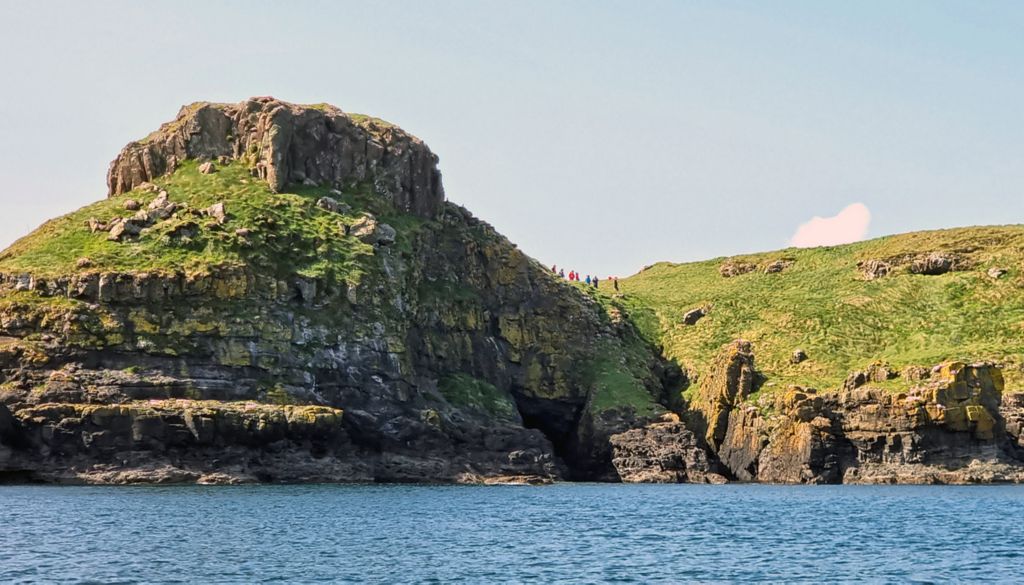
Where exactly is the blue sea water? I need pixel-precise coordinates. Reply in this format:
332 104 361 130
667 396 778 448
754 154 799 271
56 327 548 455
1 483 1022 583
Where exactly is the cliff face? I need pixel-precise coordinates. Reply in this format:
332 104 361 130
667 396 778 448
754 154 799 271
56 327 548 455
108 97 444 219
621 342 1024 484
0 98 668 484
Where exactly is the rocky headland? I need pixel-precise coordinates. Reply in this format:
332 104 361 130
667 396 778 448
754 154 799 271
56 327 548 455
0 97 1022 485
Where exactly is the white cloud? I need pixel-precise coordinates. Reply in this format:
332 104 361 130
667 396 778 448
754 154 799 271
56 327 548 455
789 203 871 248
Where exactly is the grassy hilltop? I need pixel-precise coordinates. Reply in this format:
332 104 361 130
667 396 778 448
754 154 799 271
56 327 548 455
614 225 1024 397
0 160 397 282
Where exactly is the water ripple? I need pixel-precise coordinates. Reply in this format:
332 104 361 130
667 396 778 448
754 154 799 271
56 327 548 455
1 484 1023 583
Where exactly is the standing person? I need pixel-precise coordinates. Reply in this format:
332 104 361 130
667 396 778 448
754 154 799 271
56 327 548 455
559 268 565 278
551 264 557 273
613 277 619 291
585 275 591 285
593 276 600 288
569 270 575 281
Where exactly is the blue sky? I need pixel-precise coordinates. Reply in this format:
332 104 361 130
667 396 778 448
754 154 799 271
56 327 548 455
1 1 1021 276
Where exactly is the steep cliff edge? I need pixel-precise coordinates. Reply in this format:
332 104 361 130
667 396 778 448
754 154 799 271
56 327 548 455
0 98 670 484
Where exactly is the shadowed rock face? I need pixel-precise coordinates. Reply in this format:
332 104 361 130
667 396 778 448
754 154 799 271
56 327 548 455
107 97 445 219
609 418 726 483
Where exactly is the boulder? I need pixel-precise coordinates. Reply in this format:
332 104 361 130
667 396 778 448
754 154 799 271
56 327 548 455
149 191 170 210
375 223 396 246
316 196 350 214
349 214 395 246
988 267 1008 279
88 218 109 233
843 362 896 390
681 307 706 326
108 217 146 241
909 252 962 275
204 202 227 224
858 258 891 280
349 214 378 242
791 349 808 364
719 261 756 278
123 199 140 211
763 259 793 274
198 161 217 174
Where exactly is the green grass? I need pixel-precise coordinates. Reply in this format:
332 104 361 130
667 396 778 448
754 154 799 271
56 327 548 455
615 225 1024 394
347 113 396 129
438 373 518 419
0 161 377 285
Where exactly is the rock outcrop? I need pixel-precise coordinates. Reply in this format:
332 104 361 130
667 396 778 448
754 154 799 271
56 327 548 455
688 340 758 450
711 358 1024 484
858 251 969 280
610 418 725 483
107 97 444 219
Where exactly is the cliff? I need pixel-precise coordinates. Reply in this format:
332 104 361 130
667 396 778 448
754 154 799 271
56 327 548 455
0 98 670 484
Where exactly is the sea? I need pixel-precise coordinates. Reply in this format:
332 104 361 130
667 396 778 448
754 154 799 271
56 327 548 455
1 483 1022 583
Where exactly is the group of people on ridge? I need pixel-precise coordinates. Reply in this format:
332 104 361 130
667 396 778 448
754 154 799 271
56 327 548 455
551 265 619 291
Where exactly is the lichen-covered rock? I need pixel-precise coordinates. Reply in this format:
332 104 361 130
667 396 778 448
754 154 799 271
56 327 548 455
857 258 891 280
763 259 793 274
689 339 758 450
707 359 1024 484
719 261 756 278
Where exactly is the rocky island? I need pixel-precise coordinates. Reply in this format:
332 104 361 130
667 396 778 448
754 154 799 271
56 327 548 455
0 97 1021 485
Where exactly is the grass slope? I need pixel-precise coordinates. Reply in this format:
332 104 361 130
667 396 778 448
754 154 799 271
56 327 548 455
616 226 1024 396
0 161 395 284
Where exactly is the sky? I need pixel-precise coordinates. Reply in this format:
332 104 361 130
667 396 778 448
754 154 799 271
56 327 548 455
1 1 1022 277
